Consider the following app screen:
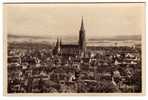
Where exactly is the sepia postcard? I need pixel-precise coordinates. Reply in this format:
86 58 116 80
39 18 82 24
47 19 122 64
3 2 145 96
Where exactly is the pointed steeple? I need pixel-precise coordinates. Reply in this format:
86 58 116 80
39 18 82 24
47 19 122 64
56 37 59 46
79 16 86 56
80 16 85 32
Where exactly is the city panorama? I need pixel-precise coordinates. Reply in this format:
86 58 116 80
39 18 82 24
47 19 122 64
5 3 144 94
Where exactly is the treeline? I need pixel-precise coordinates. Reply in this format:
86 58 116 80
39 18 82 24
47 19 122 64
8 42 53 49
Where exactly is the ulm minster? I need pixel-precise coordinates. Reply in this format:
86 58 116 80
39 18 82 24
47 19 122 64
6 3 143 94
53 17 86 57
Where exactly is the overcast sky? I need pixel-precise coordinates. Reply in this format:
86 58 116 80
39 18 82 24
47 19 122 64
5 3 145 38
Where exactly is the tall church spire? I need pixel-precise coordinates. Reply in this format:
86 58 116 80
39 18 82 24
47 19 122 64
80 16 85 32
79 17 86 55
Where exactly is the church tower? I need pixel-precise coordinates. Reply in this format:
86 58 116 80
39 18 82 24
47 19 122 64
53 37 61 55
79 17 86 54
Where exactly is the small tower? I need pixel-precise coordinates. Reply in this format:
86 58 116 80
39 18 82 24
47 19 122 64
53 37 61 55
79 17 86 56
60 37 62 46
57 37 61 54
55 37 59 47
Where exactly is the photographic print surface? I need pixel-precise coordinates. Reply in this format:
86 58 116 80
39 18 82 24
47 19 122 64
4 2 145 95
